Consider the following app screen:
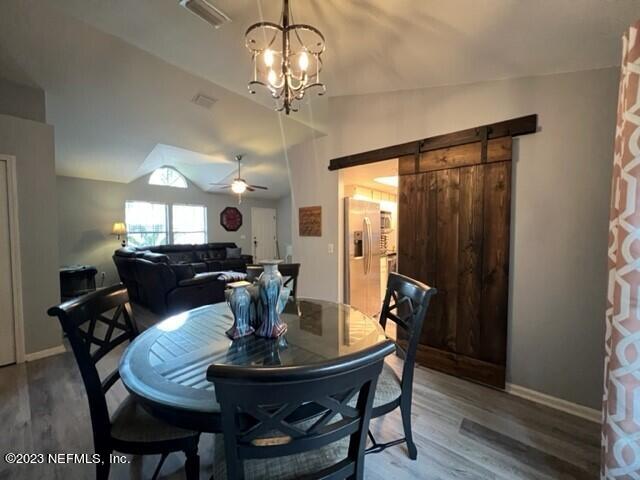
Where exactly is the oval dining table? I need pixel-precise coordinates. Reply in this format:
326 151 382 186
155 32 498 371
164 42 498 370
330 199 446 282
119 298 390 433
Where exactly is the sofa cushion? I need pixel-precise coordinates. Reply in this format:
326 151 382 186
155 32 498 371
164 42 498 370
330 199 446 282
171 263 195 282
194 250 210 261
114 247 140 258
226 247 242 259
221 259 245 270
142 252 170 264
205 260 223 272
192 262 208 274
208 248 226 260
166 251 195 264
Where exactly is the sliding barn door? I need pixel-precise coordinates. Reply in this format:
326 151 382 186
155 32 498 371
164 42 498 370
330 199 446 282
398 137 512 388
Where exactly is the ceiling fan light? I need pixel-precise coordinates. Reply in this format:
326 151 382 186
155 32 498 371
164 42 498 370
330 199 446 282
231 179 247 194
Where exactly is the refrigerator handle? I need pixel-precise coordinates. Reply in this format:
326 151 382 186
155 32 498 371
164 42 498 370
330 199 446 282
362 217 368 274
363 216 372 274
367 217 373 274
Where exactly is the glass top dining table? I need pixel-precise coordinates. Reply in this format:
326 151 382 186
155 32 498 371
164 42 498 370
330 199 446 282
119 298 388 432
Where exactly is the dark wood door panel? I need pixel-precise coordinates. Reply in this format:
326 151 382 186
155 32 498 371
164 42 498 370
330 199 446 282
479 162 511 365
433 169 460 352
399 137 513 176
456 165 485 358
398 138 512 389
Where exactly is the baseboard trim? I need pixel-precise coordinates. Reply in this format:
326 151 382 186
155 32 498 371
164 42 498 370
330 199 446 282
505 383 601 423
24 345 66 362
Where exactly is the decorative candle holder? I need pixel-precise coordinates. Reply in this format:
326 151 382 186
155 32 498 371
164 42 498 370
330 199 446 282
225 281 255 339
255 260 288 338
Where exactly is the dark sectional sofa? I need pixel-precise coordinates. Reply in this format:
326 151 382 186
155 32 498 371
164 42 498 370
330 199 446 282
147 242 253 273
112 242 252 315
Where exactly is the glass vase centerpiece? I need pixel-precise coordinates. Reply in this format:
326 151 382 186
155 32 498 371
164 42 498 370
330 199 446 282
225 281 254 339
255 260 288 338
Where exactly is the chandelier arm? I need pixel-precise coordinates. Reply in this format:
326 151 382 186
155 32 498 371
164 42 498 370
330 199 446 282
245 22 284 40
304 82 327 96
246 0 325 115
288 24 326 54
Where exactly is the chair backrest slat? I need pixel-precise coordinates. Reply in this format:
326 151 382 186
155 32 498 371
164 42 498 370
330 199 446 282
208 340 394 480
380 272 436 393
47 284 138 451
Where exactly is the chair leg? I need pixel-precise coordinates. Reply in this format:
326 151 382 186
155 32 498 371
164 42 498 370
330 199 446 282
151 453 168 480
96 450 111 480
400 400 417 460
184 447 200 480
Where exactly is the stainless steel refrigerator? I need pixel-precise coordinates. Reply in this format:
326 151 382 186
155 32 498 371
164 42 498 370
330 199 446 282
344 198 381 318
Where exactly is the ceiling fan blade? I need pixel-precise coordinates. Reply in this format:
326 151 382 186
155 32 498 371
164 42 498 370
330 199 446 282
209 182 230 186
248 185 268 190
217 185 231 190
246 186 255 192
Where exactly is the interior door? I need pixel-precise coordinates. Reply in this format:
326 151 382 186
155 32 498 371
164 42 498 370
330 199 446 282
398 137 512 388
251 207 277 261
0 159 16 366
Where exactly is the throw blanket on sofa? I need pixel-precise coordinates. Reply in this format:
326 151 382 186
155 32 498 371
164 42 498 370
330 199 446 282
215 271 247 282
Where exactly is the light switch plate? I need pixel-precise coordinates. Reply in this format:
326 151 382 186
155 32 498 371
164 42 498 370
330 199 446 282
328 243 334 254
240 235 246 239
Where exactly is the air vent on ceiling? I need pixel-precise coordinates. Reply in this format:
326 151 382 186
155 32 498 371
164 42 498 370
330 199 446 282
192 93 217 110
179 0 231 29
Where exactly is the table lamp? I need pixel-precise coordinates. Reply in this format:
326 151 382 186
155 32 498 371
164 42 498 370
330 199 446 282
111 222 127 247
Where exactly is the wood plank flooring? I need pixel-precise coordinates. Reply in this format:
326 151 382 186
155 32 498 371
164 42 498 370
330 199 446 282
0 346 599 479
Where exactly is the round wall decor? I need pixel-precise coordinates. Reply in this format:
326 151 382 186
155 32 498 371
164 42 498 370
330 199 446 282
220 207 243 232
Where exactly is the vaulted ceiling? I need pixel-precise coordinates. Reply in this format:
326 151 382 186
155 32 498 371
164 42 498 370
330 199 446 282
0 0 636 197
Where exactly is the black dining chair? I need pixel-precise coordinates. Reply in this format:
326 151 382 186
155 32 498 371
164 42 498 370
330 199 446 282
278 263 301 303
47 284 200 480
245 265 263 283
366 272 436 460
207 340 395 480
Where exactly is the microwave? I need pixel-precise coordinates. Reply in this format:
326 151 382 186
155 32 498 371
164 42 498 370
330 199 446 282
380 210 392 232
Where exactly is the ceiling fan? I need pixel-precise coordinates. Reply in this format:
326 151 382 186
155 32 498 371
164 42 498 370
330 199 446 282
210 155 268 201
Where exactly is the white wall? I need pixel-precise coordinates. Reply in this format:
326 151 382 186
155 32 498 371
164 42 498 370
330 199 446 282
57 175 290 286
288 67 618 409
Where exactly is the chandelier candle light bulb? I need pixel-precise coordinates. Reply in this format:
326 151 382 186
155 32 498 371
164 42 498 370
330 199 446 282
267 69 278 87
299 51 309 71
264 48 274 67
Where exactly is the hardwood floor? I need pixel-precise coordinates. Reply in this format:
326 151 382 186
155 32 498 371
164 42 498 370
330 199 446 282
0 348 599 479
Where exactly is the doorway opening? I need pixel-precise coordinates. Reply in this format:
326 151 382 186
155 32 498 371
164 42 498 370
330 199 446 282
0 154 25 366
341 159 399 321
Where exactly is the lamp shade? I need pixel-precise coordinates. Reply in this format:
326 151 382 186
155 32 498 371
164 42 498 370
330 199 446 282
111 222 127 236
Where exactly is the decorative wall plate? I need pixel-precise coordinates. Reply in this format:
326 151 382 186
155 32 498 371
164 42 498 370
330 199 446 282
220 207 243 232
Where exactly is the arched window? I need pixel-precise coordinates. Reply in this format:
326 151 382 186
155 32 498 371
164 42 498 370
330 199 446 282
148 167 188 188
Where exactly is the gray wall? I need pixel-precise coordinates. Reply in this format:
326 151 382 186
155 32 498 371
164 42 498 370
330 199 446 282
276 193 292 257
289 138 342 302
0 77 46 123
57 175 291 286
288 67 618 409
0 111 60 355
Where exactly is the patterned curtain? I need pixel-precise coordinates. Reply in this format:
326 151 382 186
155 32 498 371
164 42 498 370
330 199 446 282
603 20 640 479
